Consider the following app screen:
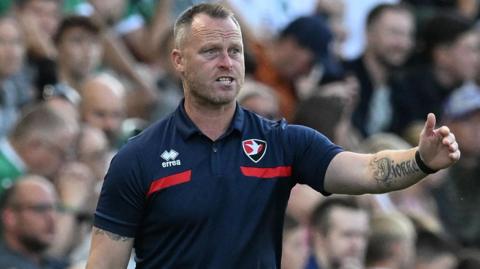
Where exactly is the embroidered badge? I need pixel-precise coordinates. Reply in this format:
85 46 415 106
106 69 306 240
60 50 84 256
242 139 267 163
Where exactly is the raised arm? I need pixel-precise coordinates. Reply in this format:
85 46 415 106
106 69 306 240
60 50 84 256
86 227 134 269
324 113 460 194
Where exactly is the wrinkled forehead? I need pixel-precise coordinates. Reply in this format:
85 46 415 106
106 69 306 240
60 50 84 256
190 14 242 42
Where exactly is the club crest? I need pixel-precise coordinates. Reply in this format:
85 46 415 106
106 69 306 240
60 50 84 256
242 139 267 163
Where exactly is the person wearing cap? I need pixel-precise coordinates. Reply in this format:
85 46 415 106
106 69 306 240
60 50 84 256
251 15 334 121
394 11 479 142
432 84 480 249
86 3 460 269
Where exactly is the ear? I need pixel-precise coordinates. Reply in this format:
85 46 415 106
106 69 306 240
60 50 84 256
171 49 185 73
2 208 17 230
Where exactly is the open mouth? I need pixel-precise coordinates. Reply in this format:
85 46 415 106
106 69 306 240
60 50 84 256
216 76 234 85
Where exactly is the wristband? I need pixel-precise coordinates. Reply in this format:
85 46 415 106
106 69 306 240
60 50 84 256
415 150 438 174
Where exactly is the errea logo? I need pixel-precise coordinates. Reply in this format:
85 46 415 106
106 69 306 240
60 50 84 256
161 149 181 168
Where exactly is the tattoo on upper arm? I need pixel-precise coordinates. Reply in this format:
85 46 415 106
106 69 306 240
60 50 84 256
370 157 420 187
93 227 132 242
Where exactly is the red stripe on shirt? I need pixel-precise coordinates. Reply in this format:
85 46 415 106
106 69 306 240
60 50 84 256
240 166 292 178
147 170 192 197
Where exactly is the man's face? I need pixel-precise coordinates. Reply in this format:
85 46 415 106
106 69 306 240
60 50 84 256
32 128 78 178
21 0 60 37
10 183 58 252
82 84 125 145
172 14 245 106
276 37 316 80
367 9 414 68
0 18 24 78
322 207 370 268
57 26 102 81
443 31 480 82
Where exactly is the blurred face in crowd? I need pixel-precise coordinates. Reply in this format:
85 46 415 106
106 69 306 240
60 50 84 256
281 225 308 269
3 178 58 253
31 127 78 178
172 14 245 107
0 17 24 79
366 9 414 68
276 37 316 80
315 207 370 268
20 0 60 37
57 26 102 81
441 31 480 82
81 76 126 146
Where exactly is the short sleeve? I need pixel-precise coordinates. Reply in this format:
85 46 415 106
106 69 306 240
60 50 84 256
287 125 343 195
93 144 147 237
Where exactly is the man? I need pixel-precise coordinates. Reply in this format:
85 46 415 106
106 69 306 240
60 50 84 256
306 197 369 269
343 3 415 137
395 12 478 141
79 73 126 148
86 3 460 269
0 174 68 268
49 15 102 102
365 212 416 269
432 85 480 248
252 15 334 120
0 104 78 194
0 14 31 137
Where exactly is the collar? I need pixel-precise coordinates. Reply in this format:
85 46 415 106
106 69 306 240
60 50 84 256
175 99 245 140
0 138 27 173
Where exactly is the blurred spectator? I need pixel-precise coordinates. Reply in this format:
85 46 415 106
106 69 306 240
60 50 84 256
365 212 416 269
252 15 333 120
307 197 370 269
0 174 69 268
282 213 309 269
343 3 415 137
14 0 62 97
80 72 126 148
237 79 280 120
47 15 102 103
315 0 348 59
415 229 458 269
294 92 361 151
150 28 184 121
0 14 32 137
432 85 480 248
395 11 478 141
0 104 78 194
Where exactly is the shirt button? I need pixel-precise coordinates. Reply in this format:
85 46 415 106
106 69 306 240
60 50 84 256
212 147 218 152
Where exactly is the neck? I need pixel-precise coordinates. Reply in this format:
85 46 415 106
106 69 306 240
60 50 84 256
58 68 83 91
184 98 236 141
363 50 388 88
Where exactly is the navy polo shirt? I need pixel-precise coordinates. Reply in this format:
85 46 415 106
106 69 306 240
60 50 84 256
94 102 342 269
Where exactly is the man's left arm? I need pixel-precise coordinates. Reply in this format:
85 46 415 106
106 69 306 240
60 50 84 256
324 113 460 194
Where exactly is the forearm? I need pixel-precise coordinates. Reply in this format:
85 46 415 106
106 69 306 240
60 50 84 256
86 227 134 269
325 148 428 195
367 147 426 193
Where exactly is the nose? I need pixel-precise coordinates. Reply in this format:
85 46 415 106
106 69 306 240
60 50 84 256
218 50 233 70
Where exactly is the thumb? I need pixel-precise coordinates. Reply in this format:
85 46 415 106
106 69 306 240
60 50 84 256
424 113 436 134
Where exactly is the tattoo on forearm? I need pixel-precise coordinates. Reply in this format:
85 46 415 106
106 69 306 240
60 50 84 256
93 227 131 242
371 157 420 187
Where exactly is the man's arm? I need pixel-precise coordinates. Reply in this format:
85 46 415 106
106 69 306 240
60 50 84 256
86 227 134 269
324 113 460 194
